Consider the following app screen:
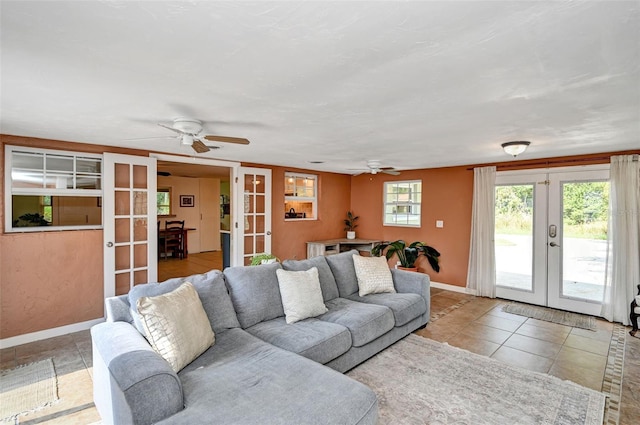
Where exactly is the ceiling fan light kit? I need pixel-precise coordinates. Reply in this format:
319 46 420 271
501 141 531 157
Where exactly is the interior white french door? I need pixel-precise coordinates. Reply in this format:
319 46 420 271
495 165 610 316
103 153 157 299
234 167 272 266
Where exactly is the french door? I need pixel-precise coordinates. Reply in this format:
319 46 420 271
495 165 610 316
234 167 272 266
103 153 157 299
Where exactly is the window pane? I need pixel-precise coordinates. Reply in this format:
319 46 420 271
12 151 44 169
47 155 74 172
12 195 102 228
77 157 101 173
12 170 44 188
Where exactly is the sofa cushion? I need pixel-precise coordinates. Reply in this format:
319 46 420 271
128 270 240 335
224 262 285 329
282 256 340 301
325 249 360 297
137 282 215 372
320 298 394 347
276 267 328 324
167 329 378 425
347 292 427 327
352 254 396 296
246 317 351 364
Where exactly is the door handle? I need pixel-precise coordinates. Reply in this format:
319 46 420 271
549 242 560 247
266 231 272 236
106 241 114 248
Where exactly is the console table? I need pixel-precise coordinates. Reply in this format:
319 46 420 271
306 238 381 259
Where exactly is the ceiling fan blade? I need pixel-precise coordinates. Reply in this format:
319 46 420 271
203 135 250 145
191 139 211 153
381 169 400 176
158 123 184 134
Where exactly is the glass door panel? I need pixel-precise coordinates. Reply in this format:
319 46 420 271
495 184 535 291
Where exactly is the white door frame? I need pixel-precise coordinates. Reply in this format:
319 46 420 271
149 153 240 266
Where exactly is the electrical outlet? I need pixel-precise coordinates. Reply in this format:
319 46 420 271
436 220 444 228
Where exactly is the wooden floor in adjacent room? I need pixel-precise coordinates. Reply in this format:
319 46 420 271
2 269 638 424
157 250 223 282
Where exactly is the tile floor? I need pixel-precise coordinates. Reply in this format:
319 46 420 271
1 285 638 424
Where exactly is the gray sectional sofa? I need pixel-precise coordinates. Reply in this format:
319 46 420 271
91 250 431 424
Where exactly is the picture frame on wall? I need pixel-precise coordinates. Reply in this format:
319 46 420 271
180 195 195 207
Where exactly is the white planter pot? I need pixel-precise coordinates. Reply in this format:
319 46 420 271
346 231 356 240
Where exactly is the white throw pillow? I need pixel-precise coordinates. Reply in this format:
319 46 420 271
137 282 215 372
276 267 328 324
353 254 396 297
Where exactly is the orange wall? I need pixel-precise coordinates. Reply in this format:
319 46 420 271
351 167 473 287
249 164 352 261
0 231 103 338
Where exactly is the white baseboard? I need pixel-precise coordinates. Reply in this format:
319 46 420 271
430 281 477 296
0 318 105 349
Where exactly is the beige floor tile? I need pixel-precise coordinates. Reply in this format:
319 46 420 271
456 323 512 345
474 314 524 332
569 326 613 343
564 333 611 356
515 323 571 345
503 333 563 359
434 291 474 302
554 346 608 372
490 345 554 373
447 336 500 357
548 362 604 392
524 318 572 333
485 306 529 323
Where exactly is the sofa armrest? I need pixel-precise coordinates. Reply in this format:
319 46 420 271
92 322 183 425
391 268 430 298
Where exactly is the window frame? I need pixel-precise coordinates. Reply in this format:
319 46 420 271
284 172 318 221
5 145 103 232
383 180 422 227
157 187 172 217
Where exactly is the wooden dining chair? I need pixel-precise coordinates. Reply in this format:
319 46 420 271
164 220 185 260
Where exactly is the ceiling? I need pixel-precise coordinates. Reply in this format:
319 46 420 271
1 1 639 175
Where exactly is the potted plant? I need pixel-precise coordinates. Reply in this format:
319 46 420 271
249 253 280 266
371 240 441 272
344 211 359 240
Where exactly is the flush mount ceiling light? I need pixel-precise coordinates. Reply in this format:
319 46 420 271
501 141 531 157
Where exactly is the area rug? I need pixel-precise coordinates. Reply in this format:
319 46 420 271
347 334 605 425
0 358 58 423
503 302 597 330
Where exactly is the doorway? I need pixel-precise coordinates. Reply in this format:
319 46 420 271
494 165 610 316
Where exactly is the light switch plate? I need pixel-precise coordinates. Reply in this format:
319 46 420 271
436 220 444 228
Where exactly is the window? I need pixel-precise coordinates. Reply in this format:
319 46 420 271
284 172 317 220
384 180 422 227
157 187 172 216
5 146 103 232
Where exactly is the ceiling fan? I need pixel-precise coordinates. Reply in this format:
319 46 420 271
155 117 250 153
350 160 400 176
